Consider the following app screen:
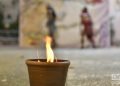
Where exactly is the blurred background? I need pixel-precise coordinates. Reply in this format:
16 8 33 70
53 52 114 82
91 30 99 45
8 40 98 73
0 0 120 86
0 0 120 49
0 0 19 45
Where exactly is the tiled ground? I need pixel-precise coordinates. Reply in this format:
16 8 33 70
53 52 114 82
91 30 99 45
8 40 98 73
0 48 120 86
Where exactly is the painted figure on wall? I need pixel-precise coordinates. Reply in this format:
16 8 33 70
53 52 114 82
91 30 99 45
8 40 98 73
80 7 96 48
46 5 57 48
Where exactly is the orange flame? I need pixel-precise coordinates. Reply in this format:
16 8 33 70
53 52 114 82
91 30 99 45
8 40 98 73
45 36 54 63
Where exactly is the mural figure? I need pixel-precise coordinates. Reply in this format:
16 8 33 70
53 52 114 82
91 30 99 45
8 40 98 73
46 5 57 48
80 7 96 48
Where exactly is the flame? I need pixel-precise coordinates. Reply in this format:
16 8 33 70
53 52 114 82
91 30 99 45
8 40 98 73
45 36 54 63
38 60 40 62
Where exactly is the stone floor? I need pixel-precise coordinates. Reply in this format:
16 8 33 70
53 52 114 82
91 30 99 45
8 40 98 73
0 47 120 86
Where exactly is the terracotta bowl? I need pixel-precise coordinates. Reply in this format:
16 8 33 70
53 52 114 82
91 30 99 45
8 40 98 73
26 59 70 86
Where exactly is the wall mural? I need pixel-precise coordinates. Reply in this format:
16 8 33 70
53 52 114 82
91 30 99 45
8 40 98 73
20 0 111 48
0 0 120 48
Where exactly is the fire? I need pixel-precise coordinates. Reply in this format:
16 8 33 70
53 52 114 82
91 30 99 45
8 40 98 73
45 36 54 63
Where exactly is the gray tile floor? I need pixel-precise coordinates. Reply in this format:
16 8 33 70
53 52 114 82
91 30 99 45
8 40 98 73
0 48 120 86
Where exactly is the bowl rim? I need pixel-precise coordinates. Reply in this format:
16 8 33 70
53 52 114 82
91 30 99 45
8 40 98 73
26 59 70 66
